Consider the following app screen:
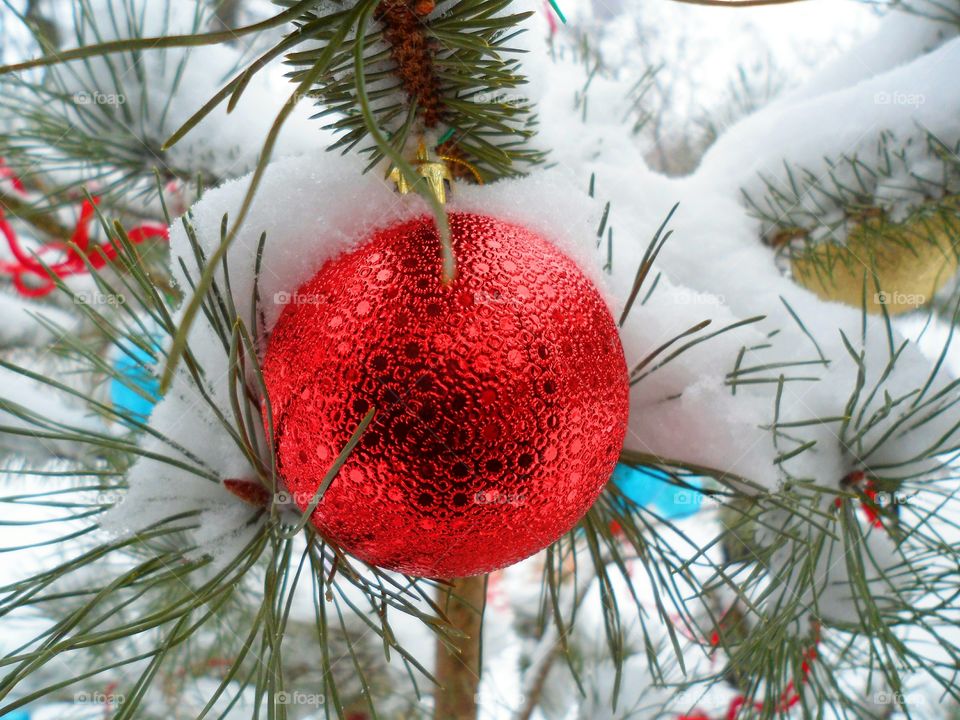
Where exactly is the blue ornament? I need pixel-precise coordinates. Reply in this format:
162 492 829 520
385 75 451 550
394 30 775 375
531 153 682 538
611 464 668 507
611 464 705 520
3 709 30 719
651 474 704 520
110 340 161 422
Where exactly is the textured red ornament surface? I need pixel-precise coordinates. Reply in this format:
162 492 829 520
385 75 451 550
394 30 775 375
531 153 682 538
262 213 628 577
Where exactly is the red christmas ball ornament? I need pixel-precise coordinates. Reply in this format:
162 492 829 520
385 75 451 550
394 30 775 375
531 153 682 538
262 212 628 577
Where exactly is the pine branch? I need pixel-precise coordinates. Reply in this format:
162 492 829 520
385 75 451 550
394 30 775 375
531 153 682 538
375 0 445 127
746 131 960 249
285 0 544 177
0 190 73 239
0 1 316 73
0 4 240 216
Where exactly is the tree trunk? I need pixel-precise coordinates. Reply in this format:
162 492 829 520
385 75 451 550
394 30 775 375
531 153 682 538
434 575 486 720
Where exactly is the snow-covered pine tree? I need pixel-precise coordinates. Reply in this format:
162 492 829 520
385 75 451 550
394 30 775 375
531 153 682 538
0 1 959 718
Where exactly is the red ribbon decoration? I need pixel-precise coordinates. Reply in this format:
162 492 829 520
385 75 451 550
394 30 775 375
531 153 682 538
0 161 168 297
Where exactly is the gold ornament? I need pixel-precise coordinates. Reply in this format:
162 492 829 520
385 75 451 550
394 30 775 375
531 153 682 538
790 199 960 314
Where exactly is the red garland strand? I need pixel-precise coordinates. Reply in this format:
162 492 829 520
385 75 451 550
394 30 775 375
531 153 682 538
0 161 168 297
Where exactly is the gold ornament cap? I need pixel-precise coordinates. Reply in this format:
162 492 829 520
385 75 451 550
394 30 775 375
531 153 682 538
389 142 453 204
